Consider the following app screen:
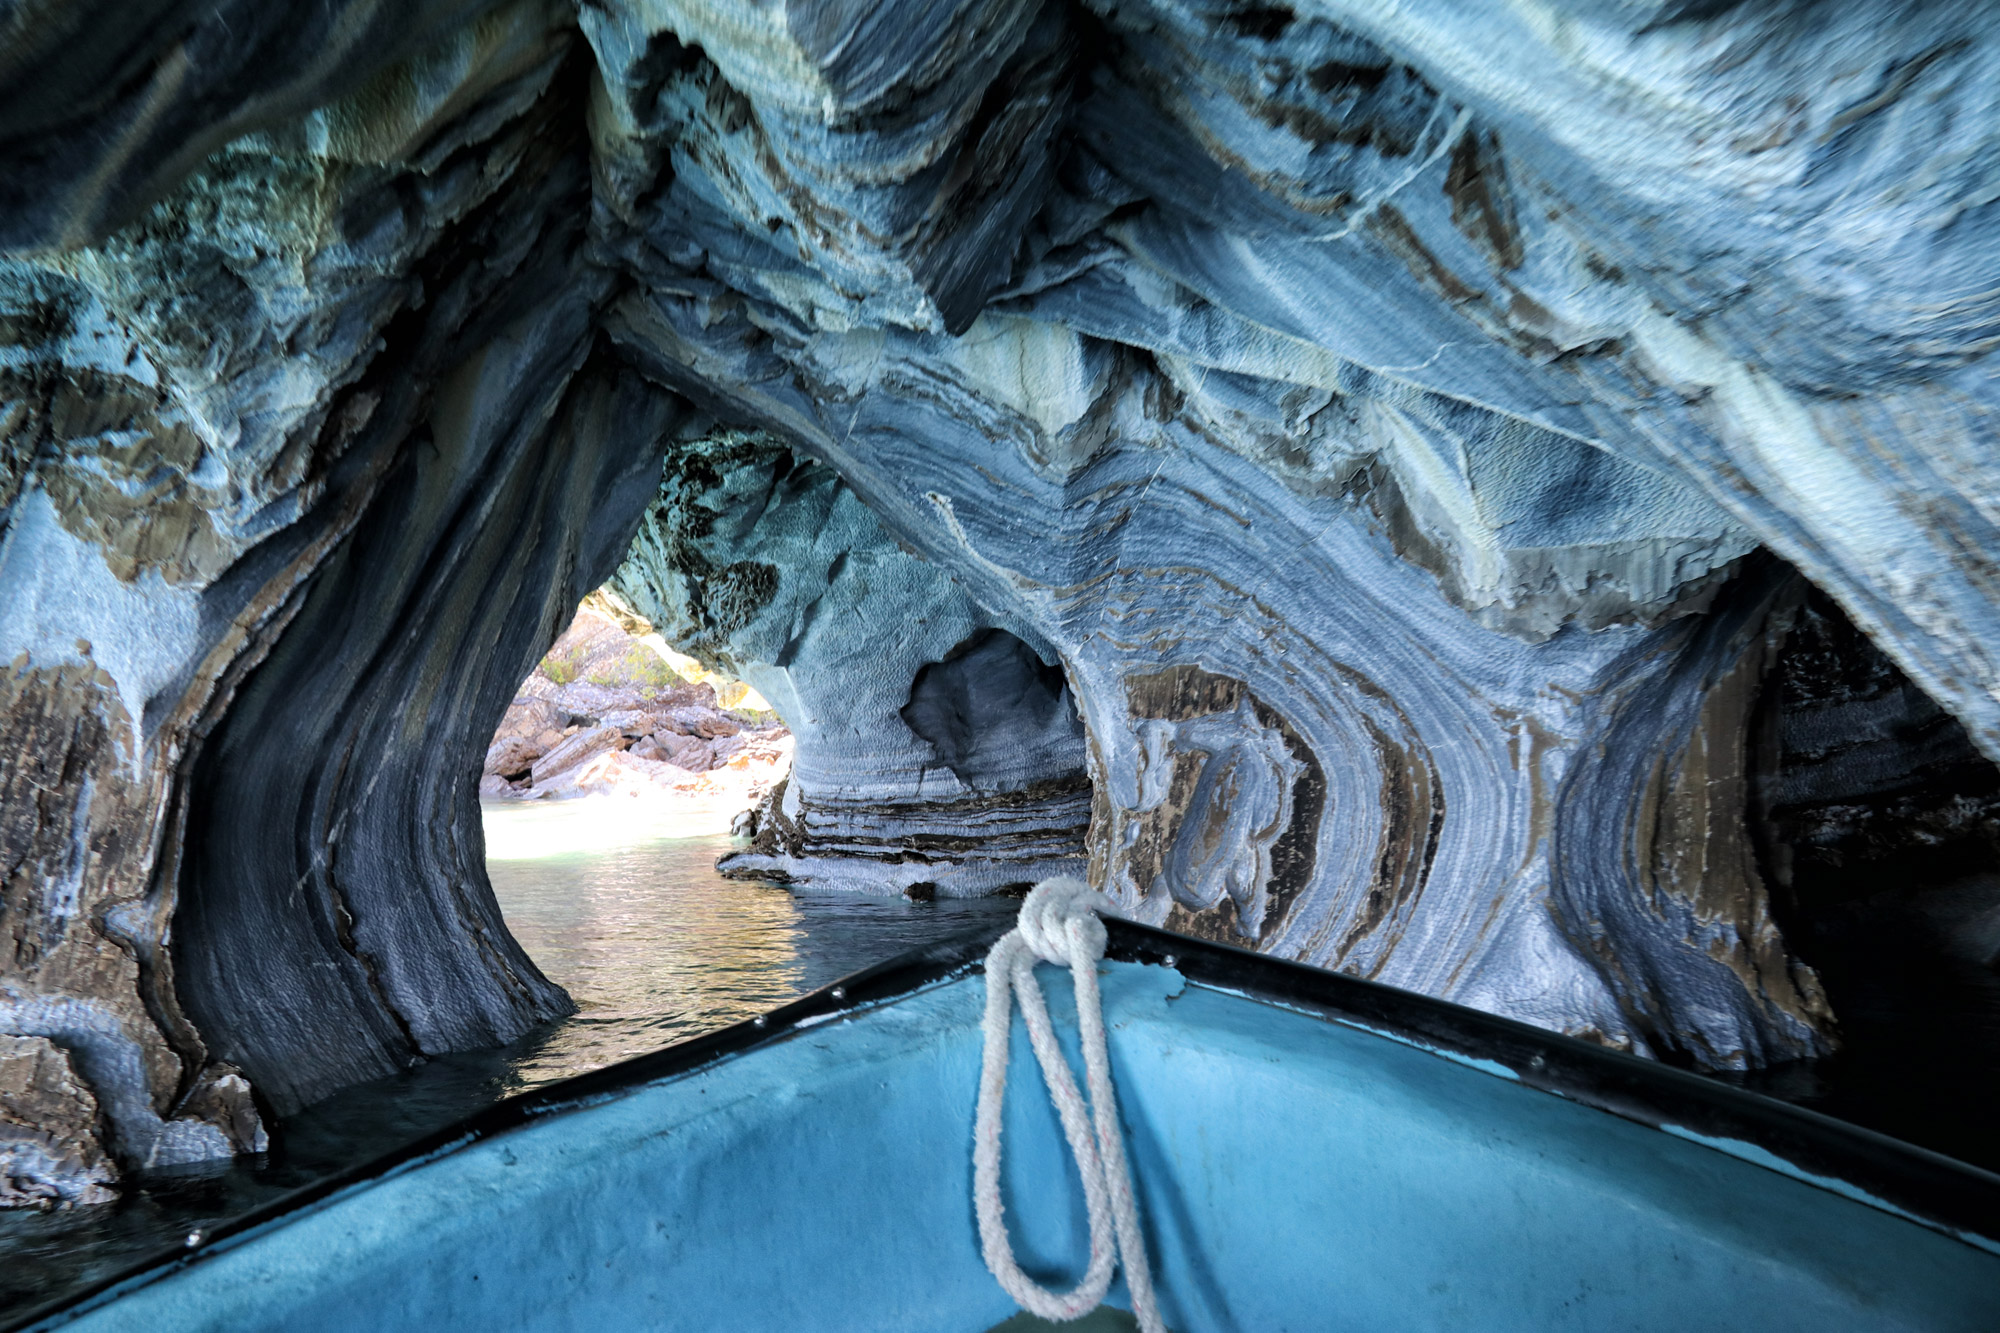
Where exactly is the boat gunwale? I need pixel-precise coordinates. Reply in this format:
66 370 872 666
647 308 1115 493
1103 924 2000 1254
12 916 2000 1331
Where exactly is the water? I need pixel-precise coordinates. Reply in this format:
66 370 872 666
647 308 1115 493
0 805 1017 1319
484 806 1020 1086
1721 872 2000 1177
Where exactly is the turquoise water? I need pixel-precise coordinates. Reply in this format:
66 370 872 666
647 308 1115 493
0 807 1016 1318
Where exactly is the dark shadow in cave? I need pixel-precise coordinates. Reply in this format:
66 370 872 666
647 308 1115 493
1732 586 2000 1173
899 627 1086 791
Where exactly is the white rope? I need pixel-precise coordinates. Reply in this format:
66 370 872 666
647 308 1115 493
973 877 1164 1332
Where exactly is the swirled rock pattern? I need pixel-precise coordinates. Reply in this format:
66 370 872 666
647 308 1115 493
4 0 1998 1196
2 0 665 1194
609 428 1090 892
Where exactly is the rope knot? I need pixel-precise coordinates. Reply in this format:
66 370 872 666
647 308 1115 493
973 877 1163 1332
1015 878 1112 967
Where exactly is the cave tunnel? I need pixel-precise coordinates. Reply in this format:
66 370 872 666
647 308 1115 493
158 414 2000 1177
3 0 2000 1318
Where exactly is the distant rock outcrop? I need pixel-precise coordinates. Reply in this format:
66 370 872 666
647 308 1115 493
478 602 791 815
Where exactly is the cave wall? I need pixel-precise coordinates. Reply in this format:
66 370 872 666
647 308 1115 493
1754 587 2000 918
568 0 1998 1072
606 310 1831 1064
609 428 1090 893
3 0 1998 1200
1 0 670 1198
579 0 2000 753
582 1 1842 1065
173 350 676 1115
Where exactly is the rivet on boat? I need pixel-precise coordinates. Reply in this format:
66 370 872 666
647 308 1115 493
1529 1055 1547 1071
1162 954 1177 968
752 1016 767 1028
184 1231 202 1249
831 986 847 1001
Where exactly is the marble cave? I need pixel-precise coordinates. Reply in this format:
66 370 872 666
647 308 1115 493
3 0 2000 1227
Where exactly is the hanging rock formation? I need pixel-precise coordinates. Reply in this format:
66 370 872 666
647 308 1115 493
4 0 1999 1199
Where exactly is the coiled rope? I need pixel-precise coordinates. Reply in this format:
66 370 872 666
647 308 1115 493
973 878 1164 1332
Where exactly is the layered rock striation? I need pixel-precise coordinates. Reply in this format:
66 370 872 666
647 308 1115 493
3 0 671 1192
4 0 1999 1198
609 428 1091 893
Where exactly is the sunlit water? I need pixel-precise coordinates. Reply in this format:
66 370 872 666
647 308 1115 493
485 805 1018 1086
0 803 1016 1318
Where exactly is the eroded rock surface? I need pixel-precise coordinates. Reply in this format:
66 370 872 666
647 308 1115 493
2 0 664 1188
5 0 1999 1194
610 428 1091 893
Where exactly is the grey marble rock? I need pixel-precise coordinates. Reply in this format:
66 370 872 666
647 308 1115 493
5 0 1999 1195
0 1 661 1191
0 0 514 251
609 427 1090 893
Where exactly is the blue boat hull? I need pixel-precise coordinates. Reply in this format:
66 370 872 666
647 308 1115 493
25 925 2000 1332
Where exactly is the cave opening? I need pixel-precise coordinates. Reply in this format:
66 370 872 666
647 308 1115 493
899 627 1084 793
471 583 807 1085
475 587 790 821
1729 585 2000 1170
468 590 1080 1097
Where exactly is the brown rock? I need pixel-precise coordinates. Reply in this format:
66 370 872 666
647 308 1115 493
598 708 658 736
492 697 566 744
655 704 740 738
0 1036 119 1209
530 723 629 786
0 659 251 1202
531 749 679 800
629 735 669 763
657 732 713 770
483 734 543 778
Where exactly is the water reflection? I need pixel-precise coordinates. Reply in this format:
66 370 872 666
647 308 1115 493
488 823 1016 1088
0 807 1015 1318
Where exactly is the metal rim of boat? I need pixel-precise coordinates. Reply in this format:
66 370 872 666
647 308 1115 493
13 917 2000 1331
